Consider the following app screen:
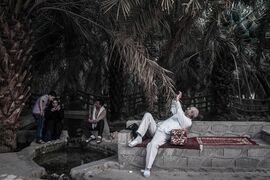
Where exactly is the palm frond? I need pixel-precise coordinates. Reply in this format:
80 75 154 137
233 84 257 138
159 0 174 12
111 33 175 104
101 0 140 20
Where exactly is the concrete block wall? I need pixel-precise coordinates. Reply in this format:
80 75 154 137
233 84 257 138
127 120 270 138
118 121 270 170
33 140 67 158
189 121 270 138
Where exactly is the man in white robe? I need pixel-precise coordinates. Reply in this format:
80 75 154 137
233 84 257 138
128 91 199 177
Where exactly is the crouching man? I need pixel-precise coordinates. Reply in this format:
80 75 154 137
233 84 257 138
81 99 110 144
128 91 199 177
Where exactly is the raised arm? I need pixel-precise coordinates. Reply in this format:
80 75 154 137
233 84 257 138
174 91 188 125
174 100 186 120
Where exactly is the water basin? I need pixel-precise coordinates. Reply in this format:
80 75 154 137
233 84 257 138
34 146 114 179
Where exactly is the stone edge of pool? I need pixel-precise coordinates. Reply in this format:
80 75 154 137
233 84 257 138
0 137 119 179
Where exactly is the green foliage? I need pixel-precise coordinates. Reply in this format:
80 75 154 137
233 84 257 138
3 0 269 113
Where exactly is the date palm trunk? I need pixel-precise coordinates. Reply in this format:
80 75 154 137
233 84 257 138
211 54 234 115
109 52 124 121
0 5 32 152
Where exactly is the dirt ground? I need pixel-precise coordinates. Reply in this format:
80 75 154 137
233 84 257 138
89 168 270 180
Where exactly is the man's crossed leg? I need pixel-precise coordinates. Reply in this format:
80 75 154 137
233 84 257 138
129 113 169 177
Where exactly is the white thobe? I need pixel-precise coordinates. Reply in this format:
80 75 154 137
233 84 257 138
136 100 192 169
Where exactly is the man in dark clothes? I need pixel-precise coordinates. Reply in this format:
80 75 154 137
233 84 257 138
81 99 107 144
44 99 64 142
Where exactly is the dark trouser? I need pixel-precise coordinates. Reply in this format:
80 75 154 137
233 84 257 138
44 120 54 142
45 120 62 141
33 113 45 141
54 122 62 139
82 120 104 138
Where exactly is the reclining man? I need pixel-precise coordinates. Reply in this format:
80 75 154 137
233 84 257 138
128 91 199 177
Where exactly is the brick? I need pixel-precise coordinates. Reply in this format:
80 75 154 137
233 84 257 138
262 125 270 134
262 133 270 144
173 149 184 156
212 158 235 168
258 158 270 168
200 148 223 157
163 156 187 168
187 157 203 167
201 158 212 167
230 125 249 133
248 149 270 157
248 125 263 134
118 145 140 155
182 149 200 157
235 158 260 168
154 156 164 168
223 133 243 137
211 124 228 133
224 149 244 157
159 148 175 156
188 133 199 137
135 148 146 156
155 148 162 155
204 132 215 136
131 156 145 167
118 130 132 145
118 154 134 165
190 125 210 134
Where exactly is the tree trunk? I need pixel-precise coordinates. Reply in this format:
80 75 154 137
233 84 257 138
211 54 234 115
255 72 270 98
109 52 124 121
0 14 32 152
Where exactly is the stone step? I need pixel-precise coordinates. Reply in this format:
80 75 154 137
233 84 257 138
118 120 270 171
119 144 270 170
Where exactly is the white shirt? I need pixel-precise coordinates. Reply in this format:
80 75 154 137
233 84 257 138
158 100 192 134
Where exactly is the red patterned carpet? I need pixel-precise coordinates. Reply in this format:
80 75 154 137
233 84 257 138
135 137 200 150
135 136 257 150
196 136 257 145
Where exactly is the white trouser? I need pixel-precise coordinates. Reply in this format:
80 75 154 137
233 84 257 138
137 113 157 137
137 113 170 169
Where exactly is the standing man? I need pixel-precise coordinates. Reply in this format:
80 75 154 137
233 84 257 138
128 91 199 177
32 91 56 144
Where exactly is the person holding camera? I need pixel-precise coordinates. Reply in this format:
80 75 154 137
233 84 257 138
44 98 64 142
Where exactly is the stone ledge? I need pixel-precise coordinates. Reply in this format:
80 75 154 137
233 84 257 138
126 120 270 137
262 126 270 144
64 110 88 119
0 139 67 179
118 121 270 170
70 155 119 180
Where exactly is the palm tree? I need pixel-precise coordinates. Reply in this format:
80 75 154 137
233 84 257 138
0 0 177 151
1 0 270 152
0 0 32 152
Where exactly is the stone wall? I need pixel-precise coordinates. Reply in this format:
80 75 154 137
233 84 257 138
126 120 270 138
33 140 67 158
118 121 270 170
189 121 269 138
